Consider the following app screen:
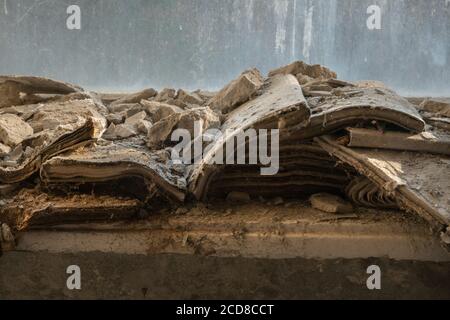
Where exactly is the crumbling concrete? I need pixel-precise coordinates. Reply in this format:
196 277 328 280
106 113 125 125
310 193 354 214
268 60 337 82
147 107 220 149
125 111 147 128
110 88 157 106
345 128 450 156
209 68 264 114
0 143 11 156
154 88 177 103
0 82 21 108
141 100 183 123
0 114 33 147
176 89 204 106
111 123 137 139
345 176 398 209
0 61 448 250
108 103 142 114
316 134 450 232
419 99 450 118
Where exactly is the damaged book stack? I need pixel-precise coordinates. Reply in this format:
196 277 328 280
0 61 449 252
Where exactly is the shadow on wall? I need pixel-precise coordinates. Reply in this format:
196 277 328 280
0 0 448 95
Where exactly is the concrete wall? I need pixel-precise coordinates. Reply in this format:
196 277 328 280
0 0 449 95
2 252 450 299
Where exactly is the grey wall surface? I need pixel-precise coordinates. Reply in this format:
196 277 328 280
0 0 449 95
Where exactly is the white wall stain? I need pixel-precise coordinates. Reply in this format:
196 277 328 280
274 0 289 56
3 0 8 15
15 0 53 25
245 0 255 30
323 0 338 66
302 1 314 62
291 0 297 60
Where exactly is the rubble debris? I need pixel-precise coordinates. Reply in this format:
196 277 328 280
0 75 85 111
300 78 355 98
194 90 217 102
0 82 21 108
0 98 106 184
0 223 14 243
355 80 389 89
103 123 117 140
49 92 94 104
41 142 187 202
304 90 332 97
0 75 82 96
408 98 450 131
316 135 450 230
154 88 177 102
0 119 97 184
206 143 350 199
0 114 34 147
125 111 147 128
0 143 11 156
226 191 251 203
310 193 354 214
425 117 450 132
288 86 425 141
111 124 137 139
28 99 106 136
345 176 398 209
110 88 157 106
419 99 450 118
177 107 220 136
189 74 310 200
1 61 449 247
0 223 15 251
297 74 314 85
147 107 220 149
126 107 146 118
176 89 204 106
96 92 129 105
209 68 264 114
327 79 356 88
108 102 142 114
147 113 183 149
6 144 24 162
306 84 333 92
268 60 337 81
0 189 142 230
140 100 183 123
344 128 450 156
106 113 125 125
137 120 153 135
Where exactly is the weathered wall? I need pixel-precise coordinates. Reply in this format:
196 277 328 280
0 0 448 95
